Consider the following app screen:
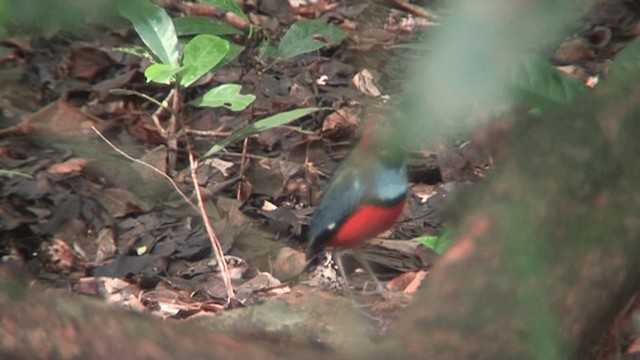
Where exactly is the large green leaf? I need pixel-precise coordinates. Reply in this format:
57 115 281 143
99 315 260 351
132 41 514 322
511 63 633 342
118 0 179 66
277 19 346 60
179 34 230 87
191 83 255 111
203 107 322 158
511 55 587 110
608 39 640 81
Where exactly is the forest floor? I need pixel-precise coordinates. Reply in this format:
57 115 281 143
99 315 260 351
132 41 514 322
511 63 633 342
1 0 637 358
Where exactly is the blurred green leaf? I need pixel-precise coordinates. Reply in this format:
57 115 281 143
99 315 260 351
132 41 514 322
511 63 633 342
277 19 346 60
203 107 322 158
0 169 33 178
113 45 152 60
414 227 455 255
609 40 640 81
179 34 230 87
192 83 255 111
0 0 6 30
174 16 243 36
144 62 180 84
2 0 121 37
199 0 247 21
511 54 587 111
258 39 277 61
214 42 245 71
118 0 179 66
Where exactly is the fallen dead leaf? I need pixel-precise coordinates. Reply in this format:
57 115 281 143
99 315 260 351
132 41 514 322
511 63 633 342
352 69 381 97
47 158 88 174
322 107 360 133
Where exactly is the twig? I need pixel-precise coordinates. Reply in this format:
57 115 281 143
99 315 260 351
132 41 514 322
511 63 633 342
91 126 198 213
148 88 176 142
236 137 250 200
188 153 236 305
172 89 236 305
393 0 438 21
110 89 171 112
160 0 250 30
165 89 179 171
182 128 232 137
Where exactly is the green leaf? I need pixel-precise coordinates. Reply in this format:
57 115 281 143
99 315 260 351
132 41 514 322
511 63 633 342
192 83 256 111
277 19 347 60
118 0 179 66
174 16 243 36
0 169 33 179
199 0 247 21
258 39 277 61
179 34 230 88
144 62 180 84
414 227 455 255
203 107 322 158
214 42 245 71
113 45 153 60
511 54 587 111
609 40 640 81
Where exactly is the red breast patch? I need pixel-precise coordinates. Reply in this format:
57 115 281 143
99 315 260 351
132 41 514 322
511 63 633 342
327 202 405 248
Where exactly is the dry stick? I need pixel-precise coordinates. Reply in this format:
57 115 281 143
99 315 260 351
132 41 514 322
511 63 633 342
91 126 198 213
150 89 173 139
108 87 234 302
182 128 232 137
165 0 250 30
166 89 179 171
176 95 235 304
393 0 438 20
188 153 236 304
236 137 250 200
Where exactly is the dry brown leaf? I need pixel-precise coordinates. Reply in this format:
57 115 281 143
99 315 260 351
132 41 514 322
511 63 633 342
47 158 88 174
352 69 381 97
322 107 360 133
69 46 113 81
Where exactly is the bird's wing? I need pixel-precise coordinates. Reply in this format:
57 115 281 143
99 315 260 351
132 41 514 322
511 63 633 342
306 163 366 257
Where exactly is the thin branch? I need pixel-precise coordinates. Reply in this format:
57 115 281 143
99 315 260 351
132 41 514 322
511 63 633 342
188 154 236 305
182 129 233 137
393 0 438 20
90 126 198 213
165 89 179 170
236 137 250 200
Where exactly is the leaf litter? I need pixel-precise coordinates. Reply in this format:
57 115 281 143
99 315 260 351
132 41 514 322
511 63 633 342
0 0 466 323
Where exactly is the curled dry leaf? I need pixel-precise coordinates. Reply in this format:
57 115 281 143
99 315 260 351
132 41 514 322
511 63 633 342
47 158 88 175
322 107 360 133
94 227 117 264
352 69 381 97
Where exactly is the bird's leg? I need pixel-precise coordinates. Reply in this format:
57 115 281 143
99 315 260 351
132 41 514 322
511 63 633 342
333 250 356 301
351 252 391 299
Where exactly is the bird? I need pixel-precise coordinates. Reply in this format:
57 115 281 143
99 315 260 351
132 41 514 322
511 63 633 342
305 123 409 294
